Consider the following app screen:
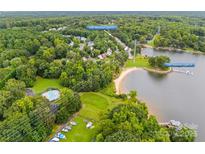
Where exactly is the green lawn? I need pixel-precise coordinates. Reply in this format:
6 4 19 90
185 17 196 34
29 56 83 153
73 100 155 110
99 82 116 97
61 116 97 142
147 34 158 47
79 92 111 120
32 77 63 94
125 55 151 68
60 92 124 142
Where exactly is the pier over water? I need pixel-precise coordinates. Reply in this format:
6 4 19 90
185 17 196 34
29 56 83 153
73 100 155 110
164 63 195 67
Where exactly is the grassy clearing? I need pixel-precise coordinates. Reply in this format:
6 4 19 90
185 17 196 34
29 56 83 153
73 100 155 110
32 77 63 94
61 92 124 142
125 55 151 68
99 82 116 97
147 34 157 47
62 116 97 142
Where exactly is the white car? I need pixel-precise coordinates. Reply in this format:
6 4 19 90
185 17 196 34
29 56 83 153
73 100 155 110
86 122 93 128
50 137 59 142
62 128 69 132
70 121 77 126
65 126 72 130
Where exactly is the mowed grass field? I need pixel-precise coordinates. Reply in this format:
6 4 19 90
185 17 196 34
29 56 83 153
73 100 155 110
125 55 151 68
61 92 124 142
32 77 63 94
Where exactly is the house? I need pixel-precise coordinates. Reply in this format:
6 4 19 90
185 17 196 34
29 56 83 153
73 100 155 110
82 57 88 61
49 28 57 31
106 48 112 56
62 35 71 38
87 41 94 47
169 120 181 127
25 88 35 96
80 37 86 41
76 36 86 42
79 44 85 50
98 53 107 59
124 46 129 51
57 26 67 31
69 41 74 46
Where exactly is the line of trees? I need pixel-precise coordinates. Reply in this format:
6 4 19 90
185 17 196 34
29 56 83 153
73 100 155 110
0 79 81 141
95 91 197 142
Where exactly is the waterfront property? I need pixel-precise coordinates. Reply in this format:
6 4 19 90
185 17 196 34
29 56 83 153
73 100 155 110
121 47 205 141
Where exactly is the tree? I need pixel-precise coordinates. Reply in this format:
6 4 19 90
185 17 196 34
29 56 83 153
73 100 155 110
0 90 12 120
10 57 23 68
4 79 26 100
169 126 197 142
95 101 172 142
46 60 63 78
148 56 170 70
128 90 138 103
0 112 32 142
37 47 55 62
55 88 81 124
15 96 34 114
15 65 37 87
104 130 140 142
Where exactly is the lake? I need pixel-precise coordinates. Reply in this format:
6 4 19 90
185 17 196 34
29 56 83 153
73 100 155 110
121 48 205 141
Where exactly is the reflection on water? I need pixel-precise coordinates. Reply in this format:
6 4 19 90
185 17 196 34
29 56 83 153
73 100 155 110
122 48 205 141
147 72 167 80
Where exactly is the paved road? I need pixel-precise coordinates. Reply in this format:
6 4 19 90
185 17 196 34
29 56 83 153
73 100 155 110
104 30 133 59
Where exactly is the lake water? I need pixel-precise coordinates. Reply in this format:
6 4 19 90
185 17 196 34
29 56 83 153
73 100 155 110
121 48 205 141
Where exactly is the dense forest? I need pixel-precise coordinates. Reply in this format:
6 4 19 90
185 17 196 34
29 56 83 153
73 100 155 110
0 14 200 141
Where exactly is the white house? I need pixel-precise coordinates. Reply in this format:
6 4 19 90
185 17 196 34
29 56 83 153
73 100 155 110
106 48 112 56
98 53 107 60
79 44 85 50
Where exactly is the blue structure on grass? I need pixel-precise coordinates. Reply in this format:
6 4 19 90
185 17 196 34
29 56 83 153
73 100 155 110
42 90 60 102
86 25 118 30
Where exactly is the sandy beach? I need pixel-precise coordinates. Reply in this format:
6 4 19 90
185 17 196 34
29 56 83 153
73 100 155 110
114 67 143 95
114 67 163 120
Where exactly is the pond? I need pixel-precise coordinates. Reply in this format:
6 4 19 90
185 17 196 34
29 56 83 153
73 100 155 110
121 48 205 141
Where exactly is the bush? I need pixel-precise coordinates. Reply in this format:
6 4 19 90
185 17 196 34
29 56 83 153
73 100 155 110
148 56 170 70
55 88 81 124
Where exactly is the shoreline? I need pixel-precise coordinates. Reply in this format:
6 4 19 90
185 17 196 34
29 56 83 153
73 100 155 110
114 67 171 94
114 67 143 95
143 67 172 74
141 44 205 55
114 67 164 121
